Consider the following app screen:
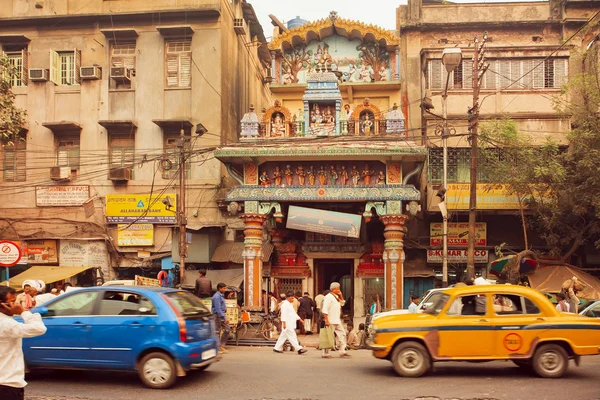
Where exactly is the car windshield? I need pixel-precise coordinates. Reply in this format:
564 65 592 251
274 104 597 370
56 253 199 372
425 293 450 316
164 291 211 318
420 291 445 311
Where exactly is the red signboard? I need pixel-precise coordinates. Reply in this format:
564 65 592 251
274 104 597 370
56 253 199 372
0 241 22 267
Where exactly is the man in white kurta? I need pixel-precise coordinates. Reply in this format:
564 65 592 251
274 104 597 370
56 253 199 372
273 292 307 355
322 282 350 358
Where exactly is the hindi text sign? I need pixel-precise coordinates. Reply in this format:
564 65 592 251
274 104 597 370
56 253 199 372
430 222 487 247
106 194 177 224
117 224 154 246
36 186 90 206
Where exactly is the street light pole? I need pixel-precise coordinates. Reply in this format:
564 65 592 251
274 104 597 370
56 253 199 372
178 128 187 286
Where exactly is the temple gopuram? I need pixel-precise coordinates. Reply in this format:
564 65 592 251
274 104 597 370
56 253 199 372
214 12 430 324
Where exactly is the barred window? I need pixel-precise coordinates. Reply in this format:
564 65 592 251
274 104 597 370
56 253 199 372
56 137 80 170
428 148 503 184
109 134 135 178
3 49 28 87
165 40 191 88
50 50 81 86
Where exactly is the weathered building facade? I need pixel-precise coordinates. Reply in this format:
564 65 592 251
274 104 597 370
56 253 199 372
0 0 271 284
397 0 600 281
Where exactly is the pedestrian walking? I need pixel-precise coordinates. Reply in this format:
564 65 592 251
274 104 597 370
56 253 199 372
0 286 47 400
195 269 212 299
556 292 570 313
211 282 230 354
408 295 419 313
298 292 315 335
273 291 307 355
322 282 350 359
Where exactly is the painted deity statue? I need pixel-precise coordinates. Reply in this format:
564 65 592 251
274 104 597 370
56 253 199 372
259 171 271 186
351 165 360 186
311 104 323 124
282 66 294 85
339 165 349 185
284 165 294 186
271 113 286 137
318 165 327 185
272 166 282 186
296 165 306 186
359 63 372 82
362 164 375 185
377 170 386 185
379 65 388 81
324 108 335 125
329 165 338 185
362 114 373 135
307 166 316 185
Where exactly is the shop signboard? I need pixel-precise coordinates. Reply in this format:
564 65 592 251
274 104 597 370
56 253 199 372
427 249 489 264
446 184 524 210
430 222 487 247
26 240 58 264
35 186 90 206
106 193 177 224
286 205 361 238
117 224 154 246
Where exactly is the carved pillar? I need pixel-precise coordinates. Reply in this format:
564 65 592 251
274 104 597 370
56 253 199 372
241 213 268 308
380 214 408 310
395 46 401 81
270 51 276 82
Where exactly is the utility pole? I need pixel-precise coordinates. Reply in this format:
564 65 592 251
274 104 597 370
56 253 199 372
178 128 188 286
466 32 488 282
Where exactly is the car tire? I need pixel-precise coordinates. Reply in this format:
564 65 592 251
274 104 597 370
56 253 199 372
138 352 177 389
391 341 431 378
532 344 569 378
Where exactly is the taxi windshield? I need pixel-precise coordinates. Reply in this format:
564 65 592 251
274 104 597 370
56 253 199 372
425 293 450 316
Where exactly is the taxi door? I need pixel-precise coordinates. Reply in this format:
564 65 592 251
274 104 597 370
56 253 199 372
491 294 545 357
437 293 495 358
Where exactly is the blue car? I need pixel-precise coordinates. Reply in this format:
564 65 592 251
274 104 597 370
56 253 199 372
21 286 220 389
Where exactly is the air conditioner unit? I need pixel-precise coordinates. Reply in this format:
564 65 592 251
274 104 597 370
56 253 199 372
110 67 132 83
50 166 71 181
233 18 246 35
29 68 49 82
108 167 132 181
80 66 102 80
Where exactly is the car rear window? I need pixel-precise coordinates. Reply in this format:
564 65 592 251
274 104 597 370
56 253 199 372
163 291 211 318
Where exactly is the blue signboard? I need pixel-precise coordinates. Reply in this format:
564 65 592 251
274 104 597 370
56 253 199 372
286 206 362 238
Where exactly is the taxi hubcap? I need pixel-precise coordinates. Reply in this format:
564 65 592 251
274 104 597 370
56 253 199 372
144 358 172 384
540 350 563 372
400 349 422 370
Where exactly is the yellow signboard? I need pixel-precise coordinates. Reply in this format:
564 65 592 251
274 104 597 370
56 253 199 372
430 222 487 247
446 184 524 210
117 224 154 246
106 194 177 224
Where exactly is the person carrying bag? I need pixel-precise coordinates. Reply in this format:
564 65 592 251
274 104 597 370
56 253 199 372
319 325 335 351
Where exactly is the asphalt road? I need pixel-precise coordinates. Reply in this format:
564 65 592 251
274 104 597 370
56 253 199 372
26 347 600 400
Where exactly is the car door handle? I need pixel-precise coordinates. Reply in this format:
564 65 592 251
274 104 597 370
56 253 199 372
536 318 545 321
478 319 489 322
129 322 142 327
72 322 85 326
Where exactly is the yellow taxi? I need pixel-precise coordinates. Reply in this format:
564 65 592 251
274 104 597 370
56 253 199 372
367 285 600 378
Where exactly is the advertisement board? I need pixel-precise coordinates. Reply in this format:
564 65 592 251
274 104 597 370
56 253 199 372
430 222 487 247
26 240 58 264
117 224 154 246
446 184 524 210
286 205 361 238
36 186 89 206
106 194 177 224
427 249 489 264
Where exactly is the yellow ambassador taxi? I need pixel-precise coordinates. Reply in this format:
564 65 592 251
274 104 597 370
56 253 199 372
367 285 600 378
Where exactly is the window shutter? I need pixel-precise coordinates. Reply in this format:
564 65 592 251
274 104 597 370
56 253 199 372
511 59 520 89
166 54 179 87
0 51 7 84
111 56 124 68
180 53 191 87
499 59 511 88
15 147 26 181
57 150 70 167
50 50 60 85
21 49 28 86
484 60 497 89
462 60 473 89
74 49 81 84
532 59 544 88
554 58 567 88
429 59 442 89
521 59 534 89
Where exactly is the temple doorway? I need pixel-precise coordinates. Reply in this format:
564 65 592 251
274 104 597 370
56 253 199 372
315 259 354 320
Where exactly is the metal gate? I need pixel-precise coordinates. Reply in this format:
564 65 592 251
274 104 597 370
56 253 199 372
363 278 385 314
273 278 303 296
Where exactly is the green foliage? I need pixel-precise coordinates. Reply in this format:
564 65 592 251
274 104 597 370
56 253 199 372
479 48 600 260
0 56 27 143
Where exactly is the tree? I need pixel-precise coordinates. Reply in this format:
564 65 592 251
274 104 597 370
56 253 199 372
0 56 27 143
282 45 313 84
479 48 600 265
356 43 390 81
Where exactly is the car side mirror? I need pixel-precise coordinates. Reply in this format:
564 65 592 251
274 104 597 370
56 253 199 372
36 306 49 316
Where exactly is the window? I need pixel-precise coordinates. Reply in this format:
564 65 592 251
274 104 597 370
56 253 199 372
429 148 506 184
165 40 191 87
583 303 600 318
46 291 98 316
163 291 211 317
427 59 472 89
2 49 28 87
56 136 80 169
3 136 26 182
111 42 136 70
163 132 191 179
493 294 541 315
445 294 487 316
98 291 156 316
109 133 135 176
50 49 81 86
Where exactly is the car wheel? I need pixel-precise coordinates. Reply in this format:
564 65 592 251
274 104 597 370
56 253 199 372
391 342 431 377
532 344 569 378
138 352 177 389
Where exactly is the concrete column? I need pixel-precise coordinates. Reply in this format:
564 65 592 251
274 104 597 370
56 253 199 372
380 214 408 310
241 213 268 308
395 46 401 81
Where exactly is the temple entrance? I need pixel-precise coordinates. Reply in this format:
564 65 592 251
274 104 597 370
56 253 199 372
315 259 354 320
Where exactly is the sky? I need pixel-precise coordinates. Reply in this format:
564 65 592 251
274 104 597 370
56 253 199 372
249 0 542 40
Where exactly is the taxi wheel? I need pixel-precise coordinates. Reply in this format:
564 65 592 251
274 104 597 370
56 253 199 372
532 344 569 378
139 352 177 389
391 342 431 377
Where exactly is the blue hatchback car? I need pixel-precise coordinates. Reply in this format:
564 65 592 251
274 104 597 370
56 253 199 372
21 286 220 389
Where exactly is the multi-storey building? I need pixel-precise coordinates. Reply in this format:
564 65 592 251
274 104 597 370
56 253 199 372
397 0 600 281
0 0 271 285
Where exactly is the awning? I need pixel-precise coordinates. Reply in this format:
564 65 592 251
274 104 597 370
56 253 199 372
1 266 92 290
211 241 274 264
528 265 600 300
355 259 434 278
206 268 244 290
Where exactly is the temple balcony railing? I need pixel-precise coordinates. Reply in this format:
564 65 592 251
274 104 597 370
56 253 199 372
241 119 406 141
